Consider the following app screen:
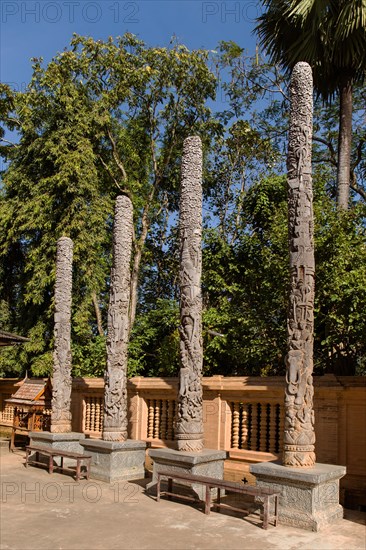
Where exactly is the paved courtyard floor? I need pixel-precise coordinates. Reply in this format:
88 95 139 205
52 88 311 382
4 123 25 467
1 448 365 550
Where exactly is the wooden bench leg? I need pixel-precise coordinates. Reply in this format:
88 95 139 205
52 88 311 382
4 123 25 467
76 459 81 482
263 496 269 530
205 486 211 515
274 495 278 527
167 477 173 500
49 454 54 475
25 448 30 467
85 458 91 480
157 475 161 502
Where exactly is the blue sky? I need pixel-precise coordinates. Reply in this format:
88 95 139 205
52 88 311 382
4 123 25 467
1 1 263 91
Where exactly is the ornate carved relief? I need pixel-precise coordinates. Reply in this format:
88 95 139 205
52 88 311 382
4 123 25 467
103 195 133 441
175 136 204 452
51 237 73 433
283 62 316 467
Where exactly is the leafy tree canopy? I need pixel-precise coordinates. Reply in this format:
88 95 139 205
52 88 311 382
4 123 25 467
0 34 365 378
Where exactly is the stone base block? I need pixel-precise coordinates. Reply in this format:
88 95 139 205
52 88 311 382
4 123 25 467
80 439 147 483
29 432 86 454
250 461 346 532
147 448 227 500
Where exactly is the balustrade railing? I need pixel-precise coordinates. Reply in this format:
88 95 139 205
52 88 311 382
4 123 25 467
230 401 284 454
1 374 364 504
83 395 103 435
146 398 176 441
0 402 14 425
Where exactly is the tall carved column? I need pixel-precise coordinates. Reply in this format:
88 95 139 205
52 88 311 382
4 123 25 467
175 136 204 452
51 236 73 433
283 62 316 467
102 195 133 441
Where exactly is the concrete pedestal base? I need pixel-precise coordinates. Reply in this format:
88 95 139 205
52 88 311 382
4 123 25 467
29 432 86 454
80 439 147 483
147 448 227 500
250 461 346 532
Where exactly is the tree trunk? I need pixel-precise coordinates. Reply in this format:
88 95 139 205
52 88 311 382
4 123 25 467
128 185 156 336
336 80 353 210
51 237 73 433
92 291 104 336
103 195 133 441
175 136 204 452
283 62 316 468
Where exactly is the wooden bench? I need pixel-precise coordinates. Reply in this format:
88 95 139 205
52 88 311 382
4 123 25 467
25 445 92 482
156 470 280 530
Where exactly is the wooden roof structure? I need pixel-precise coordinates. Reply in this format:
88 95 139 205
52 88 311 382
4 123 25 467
6 378 51 408
0 330 29 347
6 378 52 450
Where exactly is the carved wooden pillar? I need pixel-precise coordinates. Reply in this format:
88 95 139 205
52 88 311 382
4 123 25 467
102 195 133 441
51 236 73 433
283 62 316 467
175 136 204 452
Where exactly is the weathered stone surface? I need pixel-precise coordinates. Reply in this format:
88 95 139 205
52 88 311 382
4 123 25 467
250 461 346 531
176 136 204 452
80 439 146 482
29 431 85 454
148 448 226 500
284 62 316 468
51 237 73 433
103 195 134 442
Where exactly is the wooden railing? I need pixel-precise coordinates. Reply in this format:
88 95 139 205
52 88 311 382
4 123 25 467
1 375 365 502
230 401 284 453
0 401 14 425
83 395 103 435
146 398 176 441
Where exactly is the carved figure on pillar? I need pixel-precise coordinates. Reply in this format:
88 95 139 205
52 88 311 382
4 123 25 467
283 62 316 467
51 237 73 433
175 136 204 452
103 195 133 441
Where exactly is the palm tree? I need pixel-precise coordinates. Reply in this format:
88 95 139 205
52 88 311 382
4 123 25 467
255 0 366 209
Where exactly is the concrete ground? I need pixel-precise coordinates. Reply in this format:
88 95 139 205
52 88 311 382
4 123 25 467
1 448 365 550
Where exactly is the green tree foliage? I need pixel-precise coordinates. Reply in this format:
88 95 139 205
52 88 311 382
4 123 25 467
255 0 366 208
0 34 216 377
202 172 366 376
214 43 366 204
0 34 365 378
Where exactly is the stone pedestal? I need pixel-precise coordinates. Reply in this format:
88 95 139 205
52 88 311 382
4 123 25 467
250 461 346 532
80 439 146 483
29 431 85 454
147 448 227 500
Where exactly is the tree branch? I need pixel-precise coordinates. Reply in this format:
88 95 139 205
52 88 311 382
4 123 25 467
350 172 366 202
351 137 365 171
313 135 337 166
106 127 128 182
